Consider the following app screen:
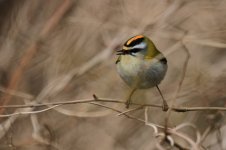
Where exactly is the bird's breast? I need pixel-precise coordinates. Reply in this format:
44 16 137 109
116 55 167 89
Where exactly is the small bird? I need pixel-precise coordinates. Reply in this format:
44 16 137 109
116 35 168 111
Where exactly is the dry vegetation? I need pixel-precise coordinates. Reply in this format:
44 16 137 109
0 0 226 149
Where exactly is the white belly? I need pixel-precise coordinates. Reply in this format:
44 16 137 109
116 55 167 89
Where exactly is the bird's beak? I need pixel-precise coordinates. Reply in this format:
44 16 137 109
116 49 124 55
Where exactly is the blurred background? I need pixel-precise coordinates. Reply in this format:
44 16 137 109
0 0 226 149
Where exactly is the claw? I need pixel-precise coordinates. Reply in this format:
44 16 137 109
162 101 169 111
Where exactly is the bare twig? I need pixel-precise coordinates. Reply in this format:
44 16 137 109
1 97 226 112
174 123 201 144
0 107 32 139
0 105 61 118
89 102 166 130
144 107 159 134
117 106 144 116
30 114 60 150
168 129 200 150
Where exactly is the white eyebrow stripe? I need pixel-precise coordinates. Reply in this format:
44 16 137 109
132 42 147 49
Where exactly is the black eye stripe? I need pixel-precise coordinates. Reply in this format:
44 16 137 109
119 48 142 55
124 37 144 47
130 48 142 53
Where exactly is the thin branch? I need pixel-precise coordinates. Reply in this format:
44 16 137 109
117 106 144 116
173 142 190 150
144 107 159 134
30 114 60 150
0 107 32 139
89 102 166 130
0 98 158 109
0 105 61 117
1 98 226 112
174 123 201 144
168 129 200 150
166 135 174 146
0 98 226 112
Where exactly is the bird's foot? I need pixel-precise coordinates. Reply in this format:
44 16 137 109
125 99 131 109
125 101 130 109
162 101 169 111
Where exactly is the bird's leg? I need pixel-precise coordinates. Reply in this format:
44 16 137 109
156 85 168 111
125 77 140 108
125 87 137 109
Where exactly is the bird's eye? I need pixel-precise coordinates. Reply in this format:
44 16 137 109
128 48 142 56
130 48 142 53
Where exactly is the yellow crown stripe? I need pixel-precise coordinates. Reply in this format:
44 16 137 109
126 35 144 45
